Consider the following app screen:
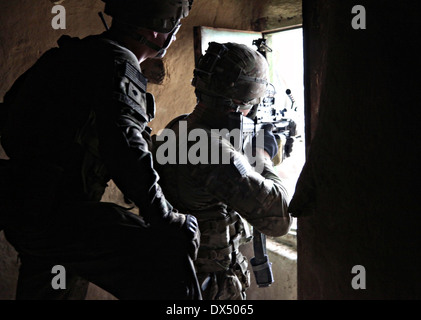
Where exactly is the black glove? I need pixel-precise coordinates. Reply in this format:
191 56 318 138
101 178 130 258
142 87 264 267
284 136 294 158
143 185 200 259
166 211 200 260
156 207 200 260
182 214 200 260
253 124 279 159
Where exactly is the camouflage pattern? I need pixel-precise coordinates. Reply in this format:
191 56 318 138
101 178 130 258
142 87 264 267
153 107 291 299
102 0 194 33
192 42 269 105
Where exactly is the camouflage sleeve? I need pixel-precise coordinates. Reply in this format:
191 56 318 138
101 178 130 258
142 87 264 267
195 135 291 237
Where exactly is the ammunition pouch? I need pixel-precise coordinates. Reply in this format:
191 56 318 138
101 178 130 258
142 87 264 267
194 208 251 299
199 251 250 300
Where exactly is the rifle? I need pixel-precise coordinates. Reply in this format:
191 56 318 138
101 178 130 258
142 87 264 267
227 111 274 288
248 39 297 164
227 39 298 287
247 38 298 288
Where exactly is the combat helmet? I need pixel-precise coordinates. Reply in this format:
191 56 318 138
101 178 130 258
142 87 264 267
192 42 270 110
102 0 193 33
102 0 193 57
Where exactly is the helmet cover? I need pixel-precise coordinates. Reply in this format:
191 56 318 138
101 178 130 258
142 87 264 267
192 42 269 105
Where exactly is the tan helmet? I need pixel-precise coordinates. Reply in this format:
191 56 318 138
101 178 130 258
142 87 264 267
102 0 194 33
192 42 270 108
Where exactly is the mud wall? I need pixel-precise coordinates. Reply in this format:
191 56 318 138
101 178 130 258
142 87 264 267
292 0 421 299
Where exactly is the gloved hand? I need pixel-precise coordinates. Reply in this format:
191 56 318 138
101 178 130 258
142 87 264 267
284 136 294 158
143 185 200 260
182 214 200 260
252 124 279 160
159 208 200 260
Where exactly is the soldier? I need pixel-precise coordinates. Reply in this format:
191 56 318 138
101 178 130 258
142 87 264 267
0 0 201 300
153 42 292 300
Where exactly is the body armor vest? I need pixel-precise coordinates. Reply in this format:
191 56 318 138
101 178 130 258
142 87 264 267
1 33 154 204
58 35 155 202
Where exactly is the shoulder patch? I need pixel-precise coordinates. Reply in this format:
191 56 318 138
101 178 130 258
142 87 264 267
121 61 147 93
113 60 151 122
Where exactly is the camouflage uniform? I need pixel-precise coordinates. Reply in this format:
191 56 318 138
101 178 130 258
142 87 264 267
153 42 291 300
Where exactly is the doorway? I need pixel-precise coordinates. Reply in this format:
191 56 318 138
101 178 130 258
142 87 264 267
194 25 305 244
193 26 305 299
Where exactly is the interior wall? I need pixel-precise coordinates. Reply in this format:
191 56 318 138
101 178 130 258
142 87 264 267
291 0 421 299
0 0 302 299
252 0 303 31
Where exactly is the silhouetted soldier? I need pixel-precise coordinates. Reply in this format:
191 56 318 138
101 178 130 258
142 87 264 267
0 0 201 300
